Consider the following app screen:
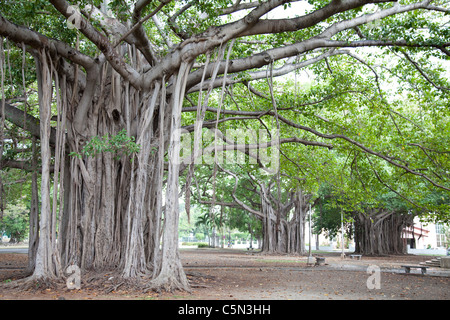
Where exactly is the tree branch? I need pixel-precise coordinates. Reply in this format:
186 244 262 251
400 51 450 91
0 102 56 145
182 103 449 191
0 14 94 70
183 0 442 91
237 0 398 37
81 3 157 65
49 0 143 88
1 159 54 173
216 164 264 219
187 49 344 92
365 154 427 210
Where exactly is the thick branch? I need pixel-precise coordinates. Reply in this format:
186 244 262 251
185 0 440 90
1 159 54 173
238 0 398 37
0 102 56 145
0 14 94 69
187 49 343 92
82 4 157 65
49 0 143 88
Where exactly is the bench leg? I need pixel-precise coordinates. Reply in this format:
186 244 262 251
421 268 426 275
405 267 410 273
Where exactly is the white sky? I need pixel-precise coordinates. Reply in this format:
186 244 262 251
266 1 312 19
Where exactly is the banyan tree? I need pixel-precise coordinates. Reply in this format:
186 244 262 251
0 0 449 292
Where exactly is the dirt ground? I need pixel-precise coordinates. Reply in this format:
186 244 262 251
0 248 449 301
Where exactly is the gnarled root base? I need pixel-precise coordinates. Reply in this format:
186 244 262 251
0 269 194 296
144 274 192 294
77 270 192 294
0 275 64 292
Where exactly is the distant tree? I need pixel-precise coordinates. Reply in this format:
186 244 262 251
314 183 419 255
313 184 353 240
1 203 29 243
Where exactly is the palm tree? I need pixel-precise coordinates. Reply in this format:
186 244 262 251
195 212 225 247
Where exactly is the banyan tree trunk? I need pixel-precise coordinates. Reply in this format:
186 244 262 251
25 44 192 291
260 186 310 255
260 185 276 253
287 189 309 255
354 210 413 256
32 49 63 280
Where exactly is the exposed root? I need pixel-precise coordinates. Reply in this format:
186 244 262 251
79 270 142 294
185 270 215 280
1 268 198 297
0 275 64 292
185 270 216 289
143 274 192 294
104 281 125 294
70 270 192 295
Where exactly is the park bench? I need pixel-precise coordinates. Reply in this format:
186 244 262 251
349 254 362 260
315 257 326 266
401 265 429 275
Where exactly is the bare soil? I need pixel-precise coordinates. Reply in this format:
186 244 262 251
0 248 449 300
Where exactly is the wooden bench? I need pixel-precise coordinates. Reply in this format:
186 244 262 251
401 265 429 275
350 254 362 260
